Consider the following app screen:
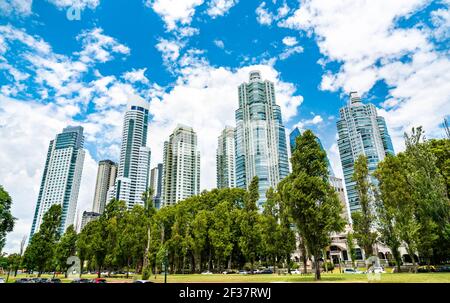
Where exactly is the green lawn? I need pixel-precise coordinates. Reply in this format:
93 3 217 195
2 272 450 283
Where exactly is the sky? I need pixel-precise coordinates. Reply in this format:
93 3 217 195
0 0 449 254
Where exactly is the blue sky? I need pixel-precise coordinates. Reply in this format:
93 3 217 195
1 0 449 253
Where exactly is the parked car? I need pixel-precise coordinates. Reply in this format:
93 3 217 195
259 269 273 274
15 278 31 283
238 270 248 275
71 278 91 283
50 278 61 283
343 268 364 274
291 269 301 274
367 266 386 274
417 265 436 273
0 277 5 283
134 280 154 283
91 278 107 283
201 270 213 275
437 266 450 272
222 270 236 274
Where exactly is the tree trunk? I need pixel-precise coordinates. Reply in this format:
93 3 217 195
314 256 321 280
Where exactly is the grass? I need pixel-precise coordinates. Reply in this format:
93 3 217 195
1 272 450 283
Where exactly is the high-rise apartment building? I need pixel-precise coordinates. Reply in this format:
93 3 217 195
150 163 163 209
162 124 200 206
337 92 394 212
235 71 289 207
114 99 151 209
80 211 100 231
216 126 236 189
92 160 117 214
30 126 85 237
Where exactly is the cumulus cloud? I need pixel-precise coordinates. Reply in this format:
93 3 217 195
145 0 204 30
207 0 238 18
278 0 450 152
0 0 33 17
282 36 298 46
46 0 100 10
213 39 225 49
122 68 150 84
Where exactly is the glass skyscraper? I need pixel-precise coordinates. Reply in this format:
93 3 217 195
216 126 236 189
337 92 394 213
235 71 289 208
150 163 163 209
162 124 200 206
30 126 85 237
113 99 151 209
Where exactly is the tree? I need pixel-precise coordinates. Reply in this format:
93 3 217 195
23 204 62 276
346 232 357 268
238 176 261 273
55 225 77 277
141 187 155 279
427 138 450 197
373 154 406 272
209 201 233 272
0 185 16 254
280 130 345 280
403 127 449 266
351 155 377 259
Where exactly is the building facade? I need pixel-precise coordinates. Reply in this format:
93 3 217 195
162 124 200 206
30 126 85 237
336 92 394 213
92 160 117 214
216 126 236 189
114 100 151 209
150 163 163 209
80 211 100 231
235 71 290 208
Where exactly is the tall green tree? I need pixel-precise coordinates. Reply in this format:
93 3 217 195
23 204 62 276
55 225 77 277
404 127 450 265
373 154 406 272
280 130 345 280
0 185 16 254
238 176 261 273
351 155 377 258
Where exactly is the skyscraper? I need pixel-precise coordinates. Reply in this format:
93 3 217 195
235 71 289 207
162 124 200 206
92 160 117 214
114 99 151 209
336 91 394 213
30 126 85 237
80 211 100 231
150 163 163 209
216 126 236 189
289 128 349 222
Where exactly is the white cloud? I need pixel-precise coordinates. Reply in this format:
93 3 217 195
279 45 303 60
155 38 184 67
123 68 150 84
214 39 225 48
76 28 130 64
278 0 450 153
282 36 298 46
294 114 324 130
256 2 273 25
46 0 100 10
207 0 238 18
145 0 204 31
0 0 32 16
